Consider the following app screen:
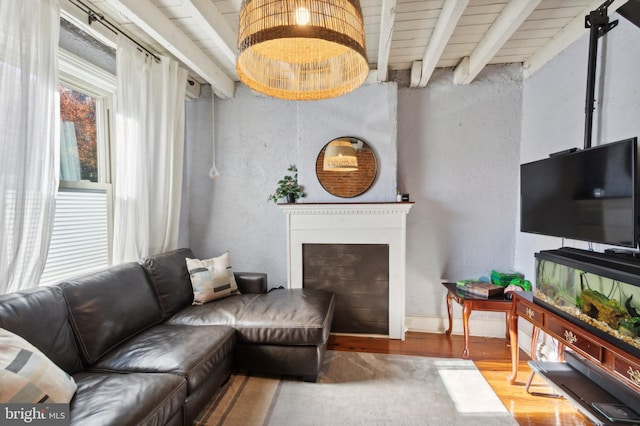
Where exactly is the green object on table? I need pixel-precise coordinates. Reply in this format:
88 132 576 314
491 270 524 287
509 278 532 291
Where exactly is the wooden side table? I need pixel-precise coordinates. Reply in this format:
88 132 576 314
442 282 513 358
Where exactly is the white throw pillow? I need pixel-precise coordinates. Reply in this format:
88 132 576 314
186 252 240 304
0 328 77 403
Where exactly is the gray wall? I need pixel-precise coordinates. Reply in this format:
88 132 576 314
184 64 522 320
398 65 522 317
183 86 296 285
296 83 398 203
515 16 640 280
183 83 398 287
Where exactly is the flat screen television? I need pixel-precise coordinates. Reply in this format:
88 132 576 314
520 137 639 248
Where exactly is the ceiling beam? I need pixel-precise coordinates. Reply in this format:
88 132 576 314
376 0 397 81
183 0 237 67
103 0 235 98
453 0 542 85
410 61 422 87
228 0 243 13
413 0 470 87
523 0 628 79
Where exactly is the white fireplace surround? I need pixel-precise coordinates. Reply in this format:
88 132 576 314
279 203 412 339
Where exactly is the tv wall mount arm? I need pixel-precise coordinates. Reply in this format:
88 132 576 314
584 0 619 150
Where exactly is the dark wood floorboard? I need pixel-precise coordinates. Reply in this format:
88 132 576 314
328 331 591 426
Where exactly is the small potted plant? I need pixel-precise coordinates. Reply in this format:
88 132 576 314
268 165 305 203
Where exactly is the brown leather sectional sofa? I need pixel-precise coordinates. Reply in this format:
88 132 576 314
0 248 335 425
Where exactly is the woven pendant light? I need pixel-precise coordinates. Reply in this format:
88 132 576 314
237 0 369 100
323 139 358 171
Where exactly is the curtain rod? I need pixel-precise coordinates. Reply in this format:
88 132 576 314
68 0 161 62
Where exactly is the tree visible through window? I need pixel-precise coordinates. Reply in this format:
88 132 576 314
59 86 98 182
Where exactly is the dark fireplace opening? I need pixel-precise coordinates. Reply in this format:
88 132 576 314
302 243 389 334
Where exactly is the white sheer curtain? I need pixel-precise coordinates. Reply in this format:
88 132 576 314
0 0 60 294
113 36 188 263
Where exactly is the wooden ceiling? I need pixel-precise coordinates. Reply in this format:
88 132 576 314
61 0 629 98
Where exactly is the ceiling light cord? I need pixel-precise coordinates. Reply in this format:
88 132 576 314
208 97 219 180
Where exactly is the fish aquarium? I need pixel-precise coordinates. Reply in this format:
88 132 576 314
534 248 640 357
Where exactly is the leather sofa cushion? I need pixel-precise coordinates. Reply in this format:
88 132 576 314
70 371 185 426
140 248 195 319
167 289 335 346
0 286 84 374
91 324 235 394
61 262 163 365
166 294 260 326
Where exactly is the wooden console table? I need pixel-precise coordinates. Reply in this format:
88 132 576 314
508 291 640 395
443 282 513 358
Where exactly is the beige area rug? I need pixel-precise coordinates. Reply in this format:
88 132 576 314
194 351 518 426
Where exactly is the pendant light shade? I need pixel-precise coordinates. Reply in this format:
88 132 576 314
237 0 369 100
323 140 358 171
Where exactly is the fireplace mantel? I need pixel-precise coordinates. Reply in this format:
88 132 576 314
279 202 412 339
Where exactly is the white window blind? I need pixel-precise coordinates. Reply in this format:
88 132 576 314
40 186 111 285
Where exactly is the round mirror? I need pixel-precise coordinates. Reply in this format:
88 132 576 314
315 137 377 198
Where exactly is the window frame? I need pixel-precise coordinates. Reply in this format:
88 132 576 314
40 49 116 282
59 49 115 184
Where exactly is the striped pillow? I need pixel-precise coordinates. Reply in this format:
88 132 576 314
186 252 240 304
0 328 77 403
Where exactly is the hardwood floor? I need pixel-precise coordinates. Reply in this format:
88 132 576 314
327 331 591 426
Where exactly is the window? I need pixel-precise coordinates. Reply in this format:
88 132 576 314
39 50 115 285
59 86 98 182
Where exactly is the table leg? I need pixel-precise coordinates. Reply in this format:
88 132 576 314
507 311 519 384
445 293 453 336
505 313 510 344
557 342 565 362
462 301 471 358
531 326 541 361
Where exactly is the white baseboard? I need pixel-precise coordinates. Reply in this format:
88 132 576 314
405 314 561 359
405 314 507 339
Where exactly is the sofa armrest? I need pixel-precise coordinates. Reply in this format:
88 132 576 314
234 272 267 294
